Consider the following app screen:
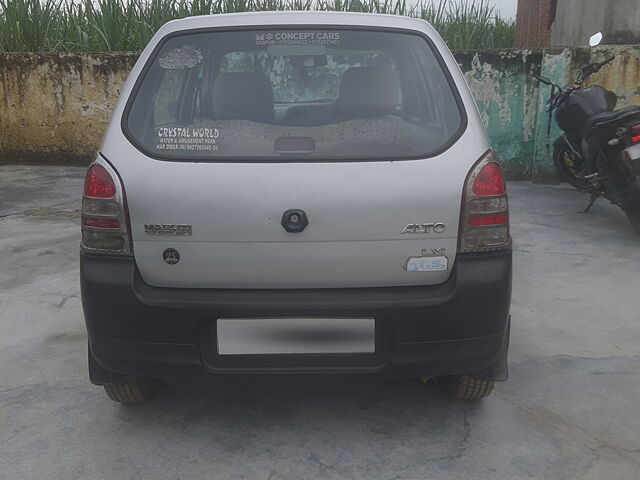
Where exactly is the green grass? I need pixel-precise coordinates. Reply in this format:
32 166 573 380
0 0 515 52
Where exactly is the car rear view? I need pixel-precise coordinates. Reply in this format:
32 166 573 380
80 12 511 404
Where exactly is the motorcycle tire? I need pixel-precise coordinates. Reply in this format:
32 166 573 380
553 142 591 190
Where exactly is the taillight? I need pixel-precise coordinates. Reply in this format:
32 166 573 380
81 161 131 255
472 162 505 196
84 164 116 198
459 151 511 253
631 124 640 143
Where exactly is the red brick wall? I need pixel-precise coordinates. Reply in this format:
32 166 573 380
515 0 557 47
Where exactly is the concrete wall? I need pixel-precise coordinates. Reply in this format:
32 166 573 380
0 53 138 165
457 49 542 180
551 0 640 47
1 47 640 181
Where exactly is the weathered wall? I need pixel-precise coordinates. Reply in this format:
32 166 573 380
551 0 640 47
0 53 138 164
457 49 542 180
1 47 640 181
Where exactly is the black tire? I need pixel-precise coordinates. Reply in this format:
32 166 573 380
439 375 495 400
104 378 156 404
553 142 591 190
624 197 640 234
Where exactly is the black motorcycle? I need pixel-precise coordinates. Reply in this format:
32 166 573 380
535 33 640 233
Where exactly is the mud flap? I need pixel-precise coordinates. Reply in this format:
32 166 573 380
88 343 137 386
473 316 510 382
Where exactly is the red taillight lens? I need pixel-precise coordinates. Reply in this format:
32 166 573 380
469 213 509 226
459 151 511 253
472 162 506 196
81 217 120 229
84 164 116 198
631 124 640 143
81 161 131 255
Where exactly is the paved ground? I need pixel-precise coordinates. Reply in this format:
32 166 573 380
1 165 639 480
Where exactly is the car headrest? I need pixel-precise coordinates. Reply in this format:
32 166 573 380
331 67 400 120
212 72 274 123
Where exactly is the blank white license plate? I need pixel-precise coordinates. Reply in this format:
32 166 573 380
217 317 375 355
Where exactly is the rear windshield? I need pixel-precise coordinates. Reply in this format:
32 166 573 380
124 28 464 160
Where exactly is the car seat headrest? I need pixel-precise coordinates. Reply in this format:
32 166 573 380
212 72 275 123
331 67 400 120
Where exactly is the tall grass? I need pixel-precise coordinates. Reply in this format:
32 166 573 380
0 0 515 52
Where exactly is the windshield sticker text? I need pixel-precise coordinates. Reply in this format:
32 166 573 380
155 127 220 152
255 32 341 46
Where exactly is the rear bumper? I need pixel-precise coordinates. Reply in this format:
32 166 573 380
81 250 512 381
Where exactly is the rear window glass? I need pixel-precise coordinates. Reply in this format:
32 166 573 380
124 29 464 160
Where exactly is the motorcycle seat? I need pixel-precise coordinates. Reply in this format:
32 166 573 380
586 106 640 130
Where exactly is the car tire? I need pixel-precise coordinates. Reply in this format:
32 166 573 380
103 378 156 404
439 374 495 400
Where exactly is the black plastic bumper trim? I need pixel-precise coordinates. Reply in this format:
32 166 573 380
81 250 512 379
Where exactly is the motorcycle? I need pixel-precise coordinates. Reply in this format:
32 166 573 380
535 32 640 233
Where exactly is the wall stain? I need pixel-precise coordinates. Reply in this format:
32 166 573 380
0 52 138 163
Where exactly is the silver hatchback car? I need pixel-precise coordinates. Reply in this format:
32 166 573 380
80 12 512 403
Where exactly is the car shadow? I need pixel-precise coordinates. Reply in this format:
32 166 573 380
111 375 485 443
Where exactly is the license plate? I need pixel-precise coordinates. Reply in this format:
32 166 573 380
405 255 448 272
217 317 375 355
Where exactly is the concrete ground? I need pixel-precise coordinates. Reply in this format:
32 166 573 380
1 165 639 480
